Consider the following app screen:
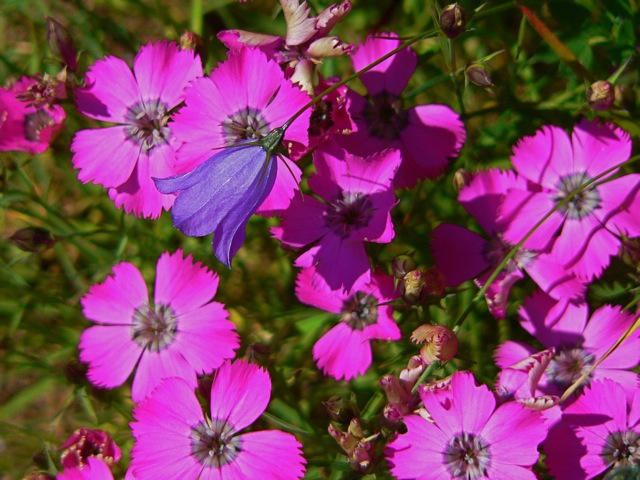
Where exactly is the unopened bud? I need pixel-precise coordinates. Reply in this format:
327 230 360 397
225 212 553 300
411 324 458 364
180 31 205 59
9 227 56 252
439 3 467 39
465 62 494 88
322 396 356 424
45 16 77 72
453 168 472 191
392 254 415 279
60 427 121 469
587 80 615 111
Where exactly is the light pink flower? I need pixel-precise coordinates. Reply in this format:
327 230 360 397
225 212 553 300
71 41 202 218
129 360 306 479
79 250 238 402
499 119 640 280
386 371 549 479
339 33 465 188
296 267 400 381
272 141 400 291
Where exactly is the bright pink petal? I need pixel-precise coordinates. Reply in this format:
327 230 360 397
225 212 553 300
476 265 524 319
571 119 631 178
261 77 310 150
582 305 639 362
598 174 640 237
256 157 302 215
57 457 114 480
524 254 586 301
209 360 271 432
364 305 401 341
485 463 538 480
313 323 372 380
294 267 343 313
133 41 202 109
494 340 536 369
80 262 148 325
71 127 141 187
271 195 328 247
229 430 306 479
132 349 196 403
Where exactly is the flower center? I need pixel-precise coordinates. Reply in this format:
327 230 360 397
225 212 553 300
443 432 491 479
190 418 242 468
546 346 595 389
309 100 334 137
484 236 536 269
130 303 177 352
362 91 408 141
325 192 373 238
24 109 56 142
553 172 601 219
601 430 640 469
341 291 379 330
124 99 170 151
221 107 269 145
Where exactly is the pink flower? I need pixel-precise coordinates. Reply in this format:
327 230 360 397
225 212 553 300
0 76 65 154
57 457 114 480
386 371 549 479
499 119 640 280
129 359 306 479
71 41 203 218
339 33 465 188
544 379 640 479
79 250 238 402
59 427 121 469
272 141 400 290
170 47 310 216
296 267 400 381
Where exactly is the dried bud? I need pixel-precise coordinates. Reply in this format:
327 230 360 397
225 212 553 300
59 427 121 469
587 80 615 111
465 62 494 88
45 16 77 72
453 168 472 191
245 343 272 365
439 3 467 39
401 269 426 304
180 31 206 62
328 419 377 474
392 254 415 279
8 227 56 252
322 395 356 423
411 324 458 364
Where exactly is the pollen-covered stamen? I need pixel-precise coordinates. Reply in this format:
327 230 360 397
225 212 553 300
443 432 491 479
190 418 242 468
124 99 170 151
222 107 270 145
553 172 601 219
131 303 177 352
325 192 373 238
362 91 409 140
24 109 56 141
341 291 378 330
546 346 595 389
601 430 640 468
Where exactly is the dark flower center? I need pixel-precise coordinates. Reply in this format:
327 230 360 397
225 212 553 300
190 418 242 468
443 432 491 479
24 109 56 142
124 99 170 151
546 346 595 389
553 172 601 219
362 91 408 141
222 107 269 145
309 100 334 137
325 192 373 238
601 430 640 469
131 303 177 352
341 291 379 330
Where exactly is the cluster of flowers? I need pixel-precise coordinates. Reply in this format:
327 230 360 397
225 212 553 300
5 1 640 479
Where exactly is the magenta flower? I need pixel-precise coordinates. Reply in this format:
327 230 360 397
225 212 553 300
544 379 640 479
0 76 66 154
386 371 549 479
339 33 465 188
57 457 114 480
499 119 640 280
79 250 238 402
296 267 400 381
273 141 400 290
495 291 640 401
129 360 306 479
169 47 310 215
71 41 203 218
432 168 586 318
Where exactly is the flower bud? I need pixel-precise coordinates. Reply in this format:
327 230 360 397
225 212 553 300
180 31 206 63
439 3 467 39
392 254 415 279
465 62 494 88
59 427 121 469
453 168 471 191
586 80 615 111
45 16 77 72
322 395 357 423
411 324 458 364
8 227 56 252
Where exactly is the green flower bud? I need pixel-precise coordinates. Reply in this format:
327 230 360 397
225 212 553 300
587 80 615 111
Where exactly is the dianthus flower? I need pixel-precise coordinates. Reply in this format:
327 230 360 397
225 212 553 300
296 266 400 381
339 33 465 188
386 371 549 479
544 379 640 479
272 141 400 290
79 250 238 402
57 457 114 480
499 119 640 280
129 360 306 479
0 76 65 153
71 41 203 218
